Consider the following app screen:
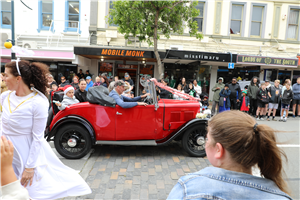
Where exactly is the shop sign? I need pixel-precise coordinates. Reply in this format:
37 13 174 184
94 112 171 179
100 49 145 57
166 50 234 62
237 55 298 67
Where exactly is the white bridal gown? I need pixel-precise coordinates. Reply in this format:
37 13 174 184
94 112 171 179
0 89 91 200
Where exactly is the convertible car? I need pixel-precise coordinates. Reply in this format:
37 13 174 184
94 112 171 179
45 79 207 159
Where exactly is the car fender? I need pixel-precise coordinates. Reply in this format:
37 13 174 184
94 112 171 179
46 115 96 144
156 118 208 145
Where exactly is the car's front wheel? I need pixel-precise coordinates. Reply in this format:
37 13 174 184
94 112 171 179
182 125 207 157
54 124 92 159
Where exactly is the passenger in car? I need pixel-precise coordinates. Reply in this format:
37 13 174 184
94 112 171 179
56 85 79 110
109 80 148 108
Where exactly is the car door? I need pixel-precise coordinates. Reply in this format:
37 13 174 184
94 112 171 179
115 104 156 140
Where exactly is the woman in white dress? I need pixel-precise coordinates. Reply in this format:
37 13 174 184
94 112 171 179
0 60 91 200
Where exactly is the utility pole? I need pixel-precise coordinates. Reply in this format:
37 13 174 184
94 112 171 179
11 0 15 60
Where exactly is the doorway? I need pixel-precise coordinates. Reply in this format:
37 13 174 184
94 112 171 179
116 64 138 94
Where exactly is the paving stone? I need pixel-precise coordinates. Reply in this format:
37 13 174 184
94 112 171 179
112 193 122 199
133 176 141 185
134 162 141 168
124 180 133 189
104 189 114 199
147 156 154 162
104 154 111 159
182 165 191 172
141 159 148 166
115 158 122 165
119 168 126 176
148 168 156 176
176 168 185 176
127 163 135 172
114 184 124 194
90 179 101 189
107 161 115 169
170 172 179 180
122 156 129 162
101 174 110 184
141 172 149 181
188 162 196 169
94 194 103 200
156 180 165 189
155 165 162 172
110 172 118 180
98 165 106 172
192 159 201 166
140 188 148 199
157 189 166 200
148 194 158 200
89 168 98 176
122 189 131 199
148 184 157 194
161 161 168 169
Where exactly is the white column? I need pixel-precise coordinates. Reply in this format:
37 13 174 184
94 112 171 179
209 65 218 101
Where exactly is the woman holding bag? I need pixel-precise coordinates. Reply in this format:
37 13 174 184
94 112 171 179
0 60 91 200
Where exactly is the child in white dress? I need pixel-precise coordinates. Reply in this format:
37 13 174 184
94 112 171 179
56 85 79 110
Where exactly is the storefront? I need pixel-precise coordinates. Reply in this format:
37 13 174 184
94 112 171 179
236 55 299 84
162 50 237 96
74 46 165 95
0 49 76 83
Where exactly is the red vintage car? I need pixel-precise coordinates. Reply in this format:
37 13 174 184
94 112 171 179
45 79 207 159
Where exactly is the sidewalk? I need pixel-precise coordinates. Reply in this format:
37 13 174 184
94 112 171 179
71 142 211 200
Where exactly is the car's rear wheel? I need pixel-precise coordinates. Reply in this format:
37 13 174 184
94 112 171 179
182 125 207 157
54 124 92 159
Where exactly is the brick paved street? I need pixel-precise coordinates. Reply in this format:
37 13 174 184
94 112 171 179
69 141 211 200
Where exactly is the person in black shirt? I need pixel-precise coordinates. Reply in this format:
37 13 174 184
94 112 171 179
75 79 87 102
77 69 85 79
228 77 241 110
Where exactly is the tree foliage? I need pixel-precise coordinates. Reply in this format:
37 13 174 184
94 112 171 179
107 1 203 78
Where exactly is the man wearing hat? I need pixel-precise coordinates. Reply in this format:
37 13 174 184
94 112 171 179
85 76 93 91
77 69 85 79
122 72 134 88
211 77 225 116
109 80 148 108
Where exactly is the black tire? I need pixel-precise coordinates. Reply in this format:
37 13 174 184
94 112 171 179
54 124 92 159
182 125 207 157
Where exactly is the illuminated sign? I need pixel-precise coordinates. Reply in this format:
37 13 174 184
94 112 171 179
100 49 145 57
237 55 298 67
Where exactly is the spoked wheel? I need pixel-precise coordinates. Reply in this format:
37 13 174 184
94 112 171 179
54 124 92 159
182 125 207 157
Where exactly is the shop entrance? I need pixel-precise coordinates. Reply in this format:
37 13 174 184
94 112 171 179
116 65 138 94
278 70 291 85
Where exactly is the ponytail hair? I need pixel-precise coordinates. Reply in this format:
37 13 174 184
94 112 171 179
5 60 49 96
208 111 290 195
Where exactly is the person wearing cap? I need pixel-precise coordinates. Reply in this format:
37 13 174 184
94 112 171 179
56 85 79 110
77 69 85 79
109 80 148 108
240 90 250 113
85 76 93 91
211 77 225 115
122 72 134 88
219 84 231 113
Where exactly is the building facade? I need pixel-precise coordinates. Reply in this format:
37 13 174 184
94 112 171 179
80 0 300 98
0 0 91 84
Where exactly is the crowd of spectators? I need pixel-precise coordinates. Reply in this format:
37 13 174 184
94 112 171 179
210 76 297 122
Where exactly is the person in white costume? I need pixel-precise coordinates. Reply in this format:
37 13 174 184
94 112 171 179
0 60 91 200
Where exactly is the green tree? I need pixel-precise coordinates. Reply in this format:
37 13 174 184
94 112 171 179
107 1 203 78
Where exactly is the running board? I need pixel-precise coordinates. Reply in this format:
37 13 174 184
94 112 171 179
95 140 157 146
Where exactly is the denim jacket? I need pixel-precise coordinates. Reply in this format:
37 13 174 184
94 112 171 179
167 167 292 200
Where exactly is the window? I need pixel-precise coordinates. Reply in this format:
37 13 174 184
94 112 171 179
65 0 81 32
250 6 264 36
109 1 117 27
287 9 299 39
1 1 11 28
194 2 204 32
230 4 243 35
38 0 53 32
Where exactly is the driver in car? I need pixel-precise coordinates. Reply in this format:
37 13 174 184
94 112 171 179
109 80 149 108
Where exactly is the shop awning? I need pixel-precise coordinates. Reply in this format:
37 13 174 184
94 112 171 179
237 55 298 68
74 46 165 62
